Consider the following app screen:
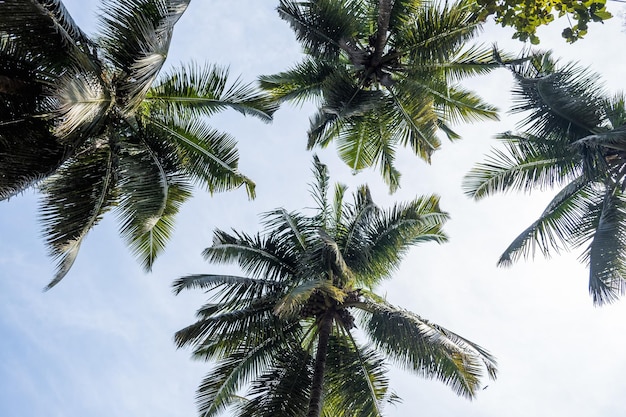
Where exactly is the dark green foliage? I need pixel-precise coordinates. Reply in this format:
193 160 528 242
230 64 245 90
0 0 277 286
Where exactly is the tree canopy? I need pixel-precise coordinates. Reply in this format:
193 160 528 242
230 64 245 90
0 0 276 287
261 0 513 191
175 156 497 417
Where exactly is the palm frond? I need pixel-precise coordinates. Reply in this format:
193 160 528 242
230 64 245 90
429 44 506 82
99 0 190 110
339 184 378 255
277 0 365 60
176 298 287 356
39 140 118 288
48 68 111 141
195 334 302 417
259 58 337 106
236 346 312 417
398 77 498 127
323 333 394 417
498 178 600 266
145 115 256 198
204 230 297 280
149 63 277 121
357 194 448 285
359 298 497 398
510 61 605 139
384 83 440 160
581 191 626 305
116 138 192 270
463 132 582 200
392 0 482 65
262 208 312 252
0 0 96 67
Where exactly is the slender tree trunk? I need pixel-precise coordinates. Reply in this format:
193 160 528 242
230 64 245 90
306 314 333 417
371 0 395 67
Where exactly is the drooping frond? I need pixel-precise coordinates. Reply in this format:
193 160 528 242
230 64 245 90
358 298 497 398
497 178 600 266
236 347 312 417
0 0 96 68
581 191 626 305
39 139 118 288
322 334 395 417
145 115 256 198
115 137 192 270
510 60 605 139
195 332 304 417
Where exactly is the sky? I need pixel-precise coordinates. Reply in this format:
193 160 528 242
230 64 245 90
2 1 626 416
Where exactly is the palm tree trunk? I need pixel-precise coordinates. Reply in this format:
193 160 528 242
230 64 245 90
371 0 395 67
306 314 333 417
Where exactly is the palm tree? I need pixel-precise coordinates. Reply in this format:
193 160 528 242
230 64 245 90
175 156 497 417
260 0 511 191
0 0 277 287
463 53 626 305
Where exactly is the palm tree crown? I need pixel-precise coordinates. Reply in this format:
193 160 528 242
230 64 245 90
261 0 511 191
175 156 497 417
0 0 277 287
463 53 626 305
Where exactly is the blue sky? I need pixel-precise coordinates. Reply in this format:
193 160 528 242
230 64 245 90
2 1 626 416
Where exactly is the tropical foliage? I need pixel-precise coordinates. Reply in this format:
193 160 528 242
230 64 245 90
472 0 612 44
0 0 276 287
463 53 626 305
260 0 515 191
175 156 497 417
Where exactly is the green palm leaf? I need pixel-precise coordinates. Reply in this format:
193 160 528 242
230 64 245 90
148 63 277 121
463 133 582 199
277 0 366 60
145 115 256 198
322 334 394 417
498 178 599 266
40 141 118 288
115 137 193 270
236 346 312 417
358 298 497 398
204 230 298 280
581 191 626 305
99 0 190 110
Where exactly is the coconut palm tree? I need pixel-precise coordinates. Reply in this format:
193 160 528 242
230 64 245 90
0 0 277 287
175 156 497 417
463 53 626 305
260 0 512 191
